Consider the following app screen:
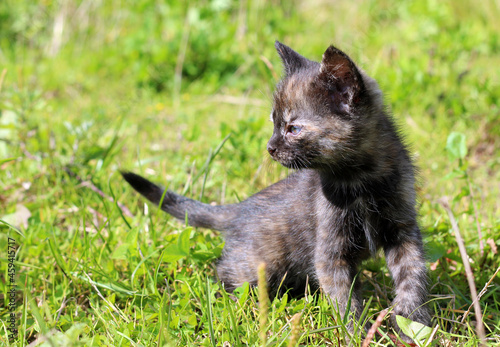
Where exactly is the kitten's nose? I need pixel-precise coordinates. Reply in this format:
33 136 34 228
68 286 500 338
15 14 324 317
267 145 276 156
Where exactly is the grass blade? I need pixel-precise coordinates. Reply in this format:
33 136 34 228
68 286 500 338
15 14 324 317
205 277 216 347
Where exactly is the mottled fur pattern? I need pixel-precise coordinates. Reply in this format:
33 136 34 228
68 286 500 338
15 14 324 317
122 41 430 342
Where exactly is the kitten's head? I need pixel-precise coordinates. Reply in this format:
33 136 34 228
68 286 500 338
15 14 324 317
268 41 383 172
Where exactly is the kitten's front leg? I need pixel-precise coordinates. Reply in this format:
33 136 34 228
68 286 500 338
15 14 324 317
314 235 364 324
384 227 430 340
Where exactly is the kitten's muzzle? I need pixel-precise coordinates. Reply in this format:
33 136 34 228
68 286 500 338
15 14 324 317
267 144 277 156
267 134 280 158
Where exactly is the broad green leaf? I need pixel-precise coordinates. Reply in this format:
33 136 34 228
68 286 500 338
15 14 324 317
446 132 467 160
177 227 192 256
192 249 216 262
234 282 250 305
126 228 138 244
441 168 466 181
162 244 187 262
426 241 447 262
396 315 433 345
275 293 288 313
192 242 224 262
110 244 129 260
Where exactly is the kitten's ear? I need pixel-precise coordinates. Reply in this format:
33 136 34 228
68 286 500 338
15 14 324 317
275 40 310 75
320 45 365 115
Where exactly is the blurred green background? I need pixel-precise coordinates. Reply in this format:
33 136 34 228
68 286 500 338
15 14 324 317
1 0 499 345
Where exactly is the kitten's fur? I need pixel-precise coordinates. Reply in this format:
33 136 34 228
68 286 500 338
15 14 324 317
122 41 430 341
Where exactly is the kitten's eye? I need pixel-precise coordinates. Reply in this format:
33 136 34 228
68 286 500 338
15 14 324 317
288 125 302 135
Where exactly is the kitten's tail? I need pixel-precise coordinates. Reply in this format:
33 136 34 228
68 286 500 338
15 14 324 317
121 171 234 231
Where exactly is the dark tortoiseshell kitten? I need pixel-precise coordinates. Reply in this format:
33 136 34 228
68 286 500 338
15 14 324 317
122 41 430 341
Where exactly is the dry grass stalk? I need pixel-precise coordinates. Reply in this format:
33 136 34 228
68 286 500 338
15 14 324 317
461 266 500 323
287 312 302 347
362 309 388 347
440 198 486 345
258 262 269 346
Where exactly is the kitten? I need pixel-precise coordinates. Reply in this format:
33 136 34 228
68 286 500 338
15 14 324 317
122 41 430 342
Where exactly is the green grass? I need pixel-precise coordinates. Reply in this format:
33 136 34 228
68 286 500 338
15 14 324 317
1 0 499 345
